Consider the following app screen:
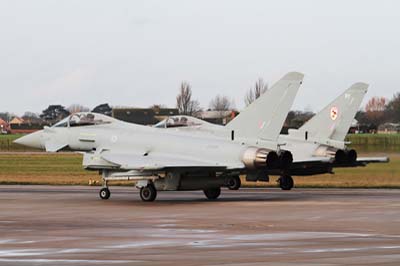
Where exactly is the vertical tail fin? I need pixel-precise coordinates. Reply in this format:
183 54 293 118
227 72 303 141
298 82 368 141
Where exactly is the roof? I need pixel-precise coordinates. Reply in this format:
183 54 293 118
9 117 24 124
0 118 8 126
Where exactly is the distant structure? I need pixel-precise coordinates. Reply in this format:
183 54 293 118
112 106 179 125
378 123 400 134
0 118 9 134
9 116 44 134
9 117 24 125
92 103 113 117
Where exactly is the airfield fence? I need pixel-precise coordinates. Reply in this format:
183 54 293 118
346 133 400 152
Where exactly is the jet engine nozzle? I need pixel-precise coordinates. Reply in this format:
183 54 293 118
278 150 293 169
335 149 358 164
241 147 279 169
346 149 357 163
266 151 279 168
335 149 346 163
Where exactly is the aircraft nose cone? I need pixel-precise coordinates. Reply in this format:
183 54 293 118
13 131 43 149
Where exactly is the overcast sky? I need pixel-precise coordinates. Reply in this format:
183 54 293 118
1 0 399 115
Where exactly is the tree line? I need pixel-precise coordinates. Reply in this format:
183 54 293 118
1 80 399 129
355 94 400 127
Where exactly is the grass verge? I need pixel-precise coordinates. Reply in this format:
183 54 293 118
0 152 398 188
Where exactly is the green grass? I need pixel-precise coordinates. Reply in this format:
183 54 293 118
0 152 399 188
245 153 399 188
346 133 400 152
1 133 399 187
0 153 96 185
0 134 41 152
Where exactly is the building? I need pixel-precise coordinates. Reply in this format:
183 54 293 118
0 118 9 134
378 123 400 134
112 106 179 125
9 117 24 125
9 116 44 134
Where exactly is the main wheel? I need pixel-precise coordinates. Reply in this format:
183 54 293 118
279 175 294 190
99 188 111 200
140 184 157 202
203 187 221 200
227 176 241 190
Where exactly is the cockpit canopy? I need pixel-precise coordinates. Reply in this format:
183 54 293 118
53 112 115 128
154 115 207 128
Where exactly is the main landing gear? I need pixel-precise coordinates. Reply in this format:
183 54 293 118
139 184 157 202
203 187 221 200
278 174 294 190
226 175 241 190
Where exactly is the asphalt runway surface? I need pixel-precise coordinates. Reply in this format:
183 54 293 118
0 186 399 266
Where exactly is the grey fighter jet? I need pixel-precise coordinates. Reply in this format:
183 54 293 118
15 72 303 201
155 83 389 190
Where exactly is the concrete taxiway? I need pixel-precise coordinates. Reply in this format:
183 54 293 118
0 186 399 265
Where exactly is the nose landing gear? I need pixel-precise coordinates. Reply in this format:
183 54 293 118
99 187 111 200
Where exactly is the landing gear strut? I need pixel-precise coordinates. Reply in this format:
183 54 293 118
203 187 221 200
140 184 157 202
278 175 294 190
226 175 241 190
99 177 111 200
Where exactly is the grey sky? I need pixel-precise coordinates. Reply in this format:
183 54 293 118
1 0 399 115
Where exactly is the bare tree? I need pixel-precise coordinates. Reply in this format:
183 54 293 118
366 96 387 112
365 96 387 126
22 111 43 124
68 104 90 114
0 112 12 122
386 92 400 122
22 111 39 119
244 78 268 106
187 99 202 116
176 82 202 115
209 95 233 111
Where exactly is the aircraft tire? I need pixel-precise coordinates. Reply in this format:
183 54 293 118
99 188 111 200
140 184 157 202
203 187 221 200
279 175 294 190
227 176 241 190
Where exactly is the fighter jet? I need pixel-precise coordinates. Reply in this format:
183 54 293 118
14 72 303 201
155 83 389 190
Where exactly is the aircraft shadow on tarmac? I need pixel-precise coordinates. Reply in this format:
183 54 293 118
103 190 313 205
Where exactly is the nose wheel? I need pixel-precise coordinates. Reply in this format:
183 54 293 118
99 187 111 200
278 175 294 190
